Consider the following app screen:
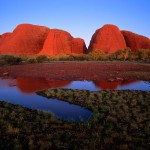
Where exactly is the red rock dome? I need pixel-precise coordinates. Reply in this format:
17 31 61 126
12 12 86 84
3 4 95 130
88 24 127 53
0 24 50 55
40 29 87 55
121 31 150 51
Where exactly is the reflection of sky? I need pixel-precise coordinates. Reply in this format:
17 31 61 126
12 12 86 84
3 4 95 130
0 85 92 122
66 80 100 91
0 78 150 121
65 80 150 91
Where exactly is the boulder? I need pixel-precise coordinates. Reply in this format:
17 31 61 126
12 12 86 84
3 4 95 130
88 24 126 53
121 31 150 51
0 24 50 55
40 29 87 55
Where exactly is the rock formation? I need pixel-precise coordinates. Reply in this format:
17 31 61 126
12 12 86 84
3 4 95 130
0 24 50 55
121 31 150 51
0 23 149 56
88 24 127 53
40 29 87 55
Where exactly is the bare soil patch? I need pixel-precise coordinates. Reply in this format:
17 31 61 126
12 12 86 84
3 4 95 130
0 61 150 81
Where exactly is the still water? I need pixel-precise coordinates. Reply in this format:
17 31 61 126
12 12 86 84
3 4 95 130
0 78 149 121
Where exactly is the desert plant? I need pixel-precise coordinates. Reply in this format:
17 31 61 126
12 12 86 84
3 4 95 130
36 55 49 63
0 54 22 65
19 54 30 61
138 49 150 60
114 48 131 60
88 49 105 60
27 57 37 63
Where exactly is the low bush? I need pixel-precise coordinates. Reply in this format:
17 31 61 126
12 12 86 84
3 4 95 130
27 57 37 63
36 55 49 63
0 54 22 65
114 48 131 60
138 49 150 60
19 54 30 61
88 49 105 60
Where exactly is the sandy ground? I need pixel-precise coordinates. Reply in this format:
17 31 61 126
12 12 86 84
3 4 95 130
0 61 150 81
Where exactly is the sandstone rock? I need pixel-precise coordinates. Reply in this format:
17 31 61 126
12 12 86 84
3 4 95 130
71 38 87 54
0 24 50 55
121 31 150 51
40 29 87 55
88 24 127 53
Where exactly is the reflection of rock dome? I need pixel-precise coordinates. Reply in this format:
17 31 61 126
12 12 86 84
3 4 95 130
95 80 139 90
16 78 71 93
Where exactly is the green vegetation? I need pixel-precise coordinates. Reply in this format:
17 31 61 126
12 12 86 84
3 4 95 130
36 55 49 63
26 57 37 63
0 54 22 66
138 49 150 60
113 48 131 60
37 89 150 149
88 49 106 60
0 49 150 66
0 89 149 149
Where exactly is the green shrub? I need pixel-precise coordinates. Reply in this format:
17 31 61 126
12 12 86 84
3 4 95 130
127 52 138 61
138 49 150 60
27 57 37 63
0 54 22 65
19 54 30 61
58 54 70 61
36 55 49 63
88 49 105 60
114 48 131 60
71 54 89 61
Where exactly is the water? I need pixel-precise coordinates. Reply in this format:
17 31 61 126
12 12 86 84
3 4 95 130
0 78 149 121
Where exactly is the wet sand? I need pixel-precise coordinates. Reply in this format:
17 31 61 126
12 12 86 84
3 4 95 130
0 61 150 81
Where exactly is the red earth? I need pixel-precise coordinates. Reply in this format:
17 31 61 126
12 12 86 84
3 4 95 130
0 62 150 81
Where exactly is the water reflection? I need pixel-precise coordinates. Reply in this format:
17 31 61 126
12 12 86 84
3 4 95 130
0 78 150 121
0 82 91 122
16 78 71 93
0 78 150 92
94 80 139 90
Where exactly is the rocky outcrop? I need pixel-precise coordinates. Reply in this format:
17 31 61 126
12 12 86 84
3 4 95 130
0 24 50 55
71 38 87 54
121 31 150 51
40 29 87 55
88 24 127 53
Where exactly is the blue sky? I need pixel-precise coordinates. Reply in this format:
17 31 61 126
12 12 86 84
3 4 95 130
0 0 149 46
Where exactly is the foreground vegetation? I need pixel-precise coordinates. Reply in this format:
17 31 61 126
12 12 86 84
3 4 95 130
0 89 150 149
0 48 150 66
